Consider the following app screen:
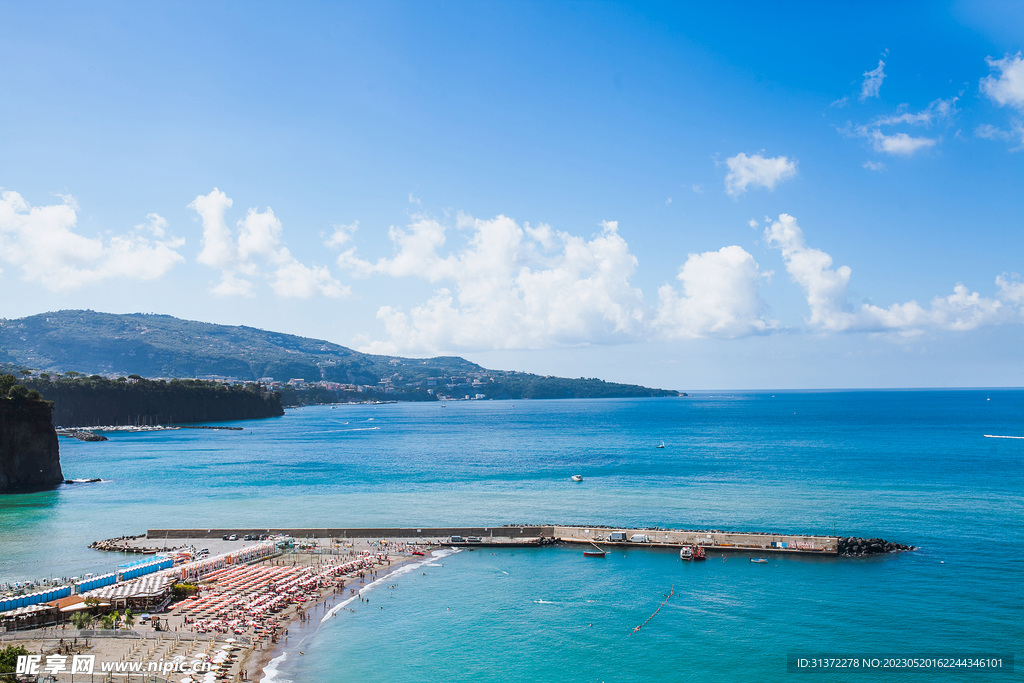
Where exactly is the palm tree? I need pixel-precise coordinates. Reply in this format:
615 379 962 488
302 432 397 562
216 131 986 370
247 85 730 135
100 610 119 630
69 611 94 630
122 608 135 629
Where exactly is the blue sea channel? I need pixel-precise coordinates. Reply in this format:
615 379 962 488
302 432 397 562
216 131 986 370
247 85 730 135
2 391 1021 681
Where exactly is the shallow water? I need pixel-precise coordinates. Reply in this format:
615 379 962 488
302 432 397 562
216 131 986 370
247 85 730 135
2 391 1022 680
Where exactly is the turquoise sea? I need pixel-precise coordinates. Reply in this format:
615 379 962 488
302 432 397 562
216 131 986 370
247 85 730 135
2 391 1022 680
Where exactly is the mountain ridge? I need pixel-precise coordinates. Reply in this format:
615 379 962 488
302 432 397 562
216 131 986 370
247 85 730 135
0 311 680 400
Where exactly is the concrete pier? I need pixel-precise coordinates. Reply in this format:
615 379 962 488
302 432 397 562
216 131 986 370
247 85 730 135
554 526 837 554
146 525 838 555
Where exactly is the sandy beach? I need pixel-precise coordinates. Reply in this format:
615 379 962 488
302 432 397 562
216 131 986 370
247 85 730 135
1 538 433 682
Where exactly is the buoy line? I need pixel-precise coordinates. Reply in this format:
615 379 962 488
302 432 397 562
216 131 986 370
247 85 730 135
632 585 674 634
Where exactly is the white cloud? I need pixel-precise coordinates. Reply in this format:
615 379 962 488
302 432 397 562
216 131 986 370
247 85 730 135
191 188 235 268
996 274 1024 307
338 212 789 353
0 190 184 291
852 126 937 155
691 184 704 194
980 53 1024 110
188 188 348 298
872 97 958 127
271 261 349 299
325 221 358 248
724 153 798 197
974 123 1011 140
860 60 886 101
653 246 777 339
863 160 886 171
765 214 1014 333
343 216 646 354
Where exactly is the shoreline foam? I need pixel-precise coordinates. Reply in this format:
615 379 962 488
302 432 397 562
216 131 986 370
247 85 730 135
258 548 460 682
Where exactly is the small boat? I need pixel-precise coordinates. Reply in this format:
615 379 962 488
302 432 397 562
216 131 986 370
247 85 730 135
679 546 693 561
411 550 425 556
692 545 705 560
583 550 606 557
571 474 583 482
750 558 768 563
657 441 665 448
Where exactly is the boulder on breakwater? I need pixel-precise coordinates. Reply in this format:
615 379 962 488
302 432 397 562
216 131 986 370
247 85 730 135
837 536 915 556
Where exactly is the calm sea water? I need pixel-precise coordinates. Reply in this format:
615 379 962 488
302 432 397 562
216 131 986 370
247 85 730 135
2 392 1022 680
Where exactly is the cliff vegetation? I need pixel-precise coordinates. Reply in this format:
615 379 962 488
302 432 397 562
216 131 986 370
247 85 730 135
22 374 284 428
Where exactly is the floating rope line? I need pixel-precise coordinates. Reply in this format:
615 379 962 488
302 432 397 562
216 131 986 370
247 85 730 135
632 585 674 634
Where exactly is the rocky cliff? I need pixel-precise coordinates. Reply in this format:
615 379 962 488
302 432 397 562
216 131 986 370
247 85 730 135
0 397 63 492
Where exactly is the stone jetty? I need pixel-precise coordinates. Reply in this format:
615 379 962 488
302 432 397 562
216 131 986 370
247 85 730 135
837 536 915 556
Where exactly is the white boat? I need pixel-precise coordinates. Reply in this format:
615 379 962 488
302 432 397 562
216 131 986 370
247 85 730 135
657 441 665 448
571 474 583 482
679 546 693 560
750 558 768 563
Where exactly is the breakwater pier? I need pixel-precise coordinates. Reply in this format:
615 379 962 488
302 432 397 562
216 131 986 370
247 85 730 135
146 526 846 555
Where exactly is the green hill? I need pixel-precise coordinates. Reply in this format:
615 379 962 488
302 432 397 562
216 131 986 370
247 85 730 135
0 311 680 400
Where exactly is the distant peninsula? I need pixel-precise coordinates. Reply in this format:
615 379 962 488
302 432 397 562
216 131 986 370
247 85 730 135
0 310 682 405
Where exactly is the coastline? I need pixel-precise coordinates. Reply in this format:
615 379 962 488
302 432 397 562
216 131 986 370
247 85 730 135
257 547 460 682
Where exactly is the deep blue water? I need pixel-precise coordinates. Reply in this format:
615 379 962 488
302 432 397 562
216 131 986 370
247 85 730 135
2 391 1022 680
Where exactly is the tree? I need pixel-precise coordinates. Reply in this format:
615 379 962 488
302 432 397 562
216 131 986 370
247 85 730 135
69 610 95 630
100 610 119 630
0 645 29 682
122 608 135 629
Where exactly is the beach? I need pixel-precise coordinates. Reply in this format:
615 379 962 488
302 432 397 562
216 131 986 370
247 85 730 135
1 536 429 682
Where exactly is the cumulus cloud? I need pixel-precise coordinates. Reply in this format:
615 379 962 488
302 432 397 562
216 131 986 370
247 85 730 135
0 190 184 291
724 153 798 197
765 214 1015 333
339 216 646 354
188 188 348 298
653 246 777 339
860 60 886 101
978 54 1024 150
336 211 790 353
863 160 886 171
980 53 1024 110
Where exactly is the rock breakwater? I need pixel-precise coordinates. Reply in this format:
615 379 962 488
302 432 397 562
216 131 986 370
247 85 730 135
838 536 915 556
89 534 162 553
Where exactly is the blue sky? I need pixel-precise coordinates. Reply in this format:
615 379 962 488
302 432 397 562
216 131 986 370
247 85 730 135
1 1 1022 389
